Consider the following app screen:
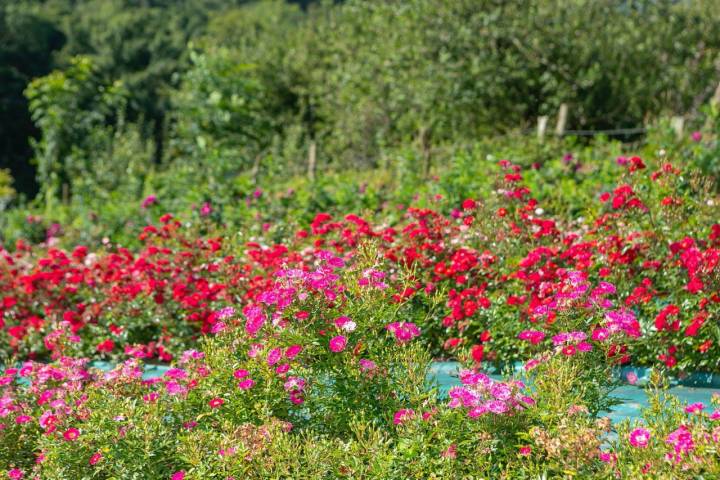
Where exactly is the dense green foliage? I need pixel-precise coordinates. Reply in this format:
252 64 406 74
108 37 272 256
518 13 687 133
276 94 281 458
2 0 720 215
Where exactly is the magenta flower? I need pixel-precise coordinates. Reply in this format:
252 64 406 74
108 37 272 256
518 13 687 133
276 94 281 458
15 415 32 424
629 427 650 448
359 358 377 373
7 469 23 480
171 472 185 480
518 330 545 345
243 305 266 338
199 202 213 216
248 343 263 358
684 402 704 414
208 397 224 409
164 368 188 379
334 316 356 332
518 445 532 456
626 372 638 385
166 381 187 396
691 131 702 142
441 444 457 459
267 347 282 366
216 306 235 319
393 409 415 425
141 194 157 208
591 328 610 342
238 378 255 390
329 335 347 353
386 322 421 343
233 369 250 379
666 425 694 462
598 451 616 464
143 392 159 403
486 400 509 414
285 344 302 360
63 427 80 442
89 452 103 465
524 358 541 371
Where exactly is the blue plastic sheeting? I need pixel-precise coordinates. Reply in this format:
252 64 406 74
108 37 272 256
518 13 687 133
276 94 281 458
428 362 720 424
88 361 720 424
90 361 169 381
10 360 716 423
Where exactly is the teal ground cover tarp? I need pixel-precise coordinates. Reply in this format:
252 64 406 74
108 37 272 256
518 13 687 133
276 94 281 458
87 361 720 423
11 360 716 423
86 361 720 423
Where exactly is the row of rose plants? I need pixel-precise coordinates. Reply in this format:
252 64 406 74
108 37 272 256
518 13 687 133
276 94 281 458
2 244 720 478
1 151 719 375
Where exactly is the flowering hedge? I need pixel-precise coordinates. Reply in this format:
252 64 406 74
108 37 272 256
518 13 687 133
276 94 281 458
1 152 718 373
2 147 720 477
2 243 719 478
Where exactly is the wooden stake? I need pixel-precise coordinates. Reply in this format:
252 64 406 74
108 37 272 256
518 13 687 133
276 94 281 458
555 103 568 136
251 153 262 185
671 116 685 139
537 116 548 142
711 81 720 108
418 126 432 177
307 141 317 181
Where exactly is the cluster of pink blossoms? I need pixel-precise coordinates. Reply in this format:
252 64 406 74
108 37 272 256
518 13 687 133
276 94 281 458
385 322 421 344
447 370 534 418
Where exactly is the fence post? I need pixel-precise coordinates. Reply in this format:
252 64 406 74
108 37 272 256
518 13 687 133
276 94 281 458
555 103 568 136
537 116 548 142
419 126 432 177
712 81 720 108
251 153 262 185
307 141 317 181
671 116 685 139
703 81 720 130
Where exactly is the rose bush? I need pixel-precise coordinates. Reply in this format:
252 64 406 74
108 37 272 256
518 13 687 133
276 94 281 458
2 148 719 374
2 133 720 477
2 247 718 478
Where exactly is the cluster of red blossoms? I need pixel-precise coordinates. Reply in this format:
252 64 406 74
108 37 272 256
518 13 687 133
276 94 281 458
1 155 719 371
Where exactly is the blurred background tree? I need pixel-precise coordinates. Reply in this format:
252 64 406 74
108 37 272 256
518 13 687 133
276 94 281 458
1 0 719 209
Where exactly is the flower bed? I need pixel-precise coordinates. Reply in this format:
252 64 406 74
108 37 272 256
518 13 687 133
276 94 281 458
2 155 718 372
2 153 720 477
